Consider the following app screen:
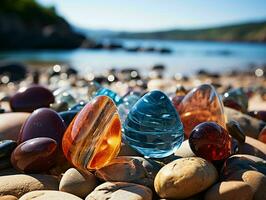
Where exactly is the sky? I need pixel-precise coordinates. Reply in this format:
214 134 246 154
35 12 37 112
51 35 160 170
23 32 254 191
37 0 266 31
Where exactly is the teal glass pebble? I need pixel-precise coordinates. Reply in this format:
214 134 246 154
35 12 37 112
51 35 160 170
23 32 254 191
123 90 184 158
118 92 141 123
69 100 87 111
95 88 123 105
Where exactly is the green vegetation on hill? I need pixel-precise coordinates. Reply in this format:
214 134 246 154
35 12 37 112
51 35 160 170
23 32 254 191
118 21 266 42
0 0 59 24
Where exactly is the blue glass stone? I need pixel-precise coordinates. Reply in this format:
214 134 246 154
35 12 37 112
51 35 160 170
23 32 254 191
59 111 79 127
123 90 184 158
94 88 123 105
118 92 141 124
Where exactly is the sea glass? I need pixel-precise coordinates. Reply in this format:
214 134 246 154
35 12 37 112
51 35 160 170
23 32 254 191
189 122 232 161
62 95 122 170
118 92 140 123
10 85 54 112
18 108 66 145
123 90 184 158
11 137 57 173
94 88 123 105
258 127 266 143
223 88 248 113
178 84 226 138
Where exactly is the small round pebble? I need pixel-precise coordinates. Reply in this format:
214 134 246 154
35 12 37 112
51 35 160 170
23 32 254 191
19 190 82 200
154 157 218 199
0 195 18 200
204 181 253 200
85 182 152 200
59 168 97 198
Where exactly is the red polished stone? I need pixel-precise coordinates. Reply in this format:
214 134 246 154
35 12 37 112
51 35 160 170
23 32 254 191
11 137 57 173
10 85 54 112
189 122 232 161
248 111 266 122
18 108 66 144
178 84 226 138
258 127 266 143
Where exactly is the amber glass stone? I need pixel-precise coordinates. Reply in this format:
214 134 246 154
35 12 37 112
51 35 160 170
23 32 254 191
258 127 266 143
171 95 184 112
189 122 232 161
10 85 54 112
62 95 122 171
11 137 57 173
178 84 226 138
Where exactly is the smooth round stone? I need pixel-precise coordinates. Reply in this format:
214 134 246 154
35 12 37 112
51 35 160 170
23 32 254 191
59 111 78 127
0 196 18 200
59 168 97 198
94 88 123 105
223 98 244 112
85 182 152 200
10 85 54 112
226 170 266 200
124 90 184 158
11 137 57 173
62 95 122 170
0 174 58 198
248 110 266 122
189 122 232 161
178 84 226 138
223 87 249 113
225 107 265 139
19 190 82 200
0 113 30 141
154 157 218 199
238 136 266 160
226 120 245 143
204 181 253 200
18 108 66 144
221 155 266 180
258 127 266 143
95 156 162 188
0 140 17 158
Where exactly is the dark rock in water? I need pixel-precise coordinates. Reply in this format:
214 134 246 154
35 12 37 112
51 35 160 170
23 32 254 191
0 63 27 82
10 85 55 112
157 47 172 54
152 64 166 71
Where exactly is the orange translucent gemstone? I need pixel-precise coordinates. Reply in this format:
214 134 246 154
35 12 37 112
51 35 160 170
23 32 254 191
258 127 266 144
178 84 226 138
62 95 122 170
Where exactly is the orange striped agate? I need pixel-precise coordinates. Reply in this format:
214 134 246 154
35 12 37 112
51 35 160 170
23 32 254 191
62 95 122 170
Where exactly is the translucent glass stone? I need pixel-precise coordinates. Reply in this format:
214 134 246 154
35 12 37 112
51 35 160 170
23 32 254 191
94 88 123 105
62 95 122 170
258 127 266 144
178 84 226 138
189 122 232 161
123 90 184 158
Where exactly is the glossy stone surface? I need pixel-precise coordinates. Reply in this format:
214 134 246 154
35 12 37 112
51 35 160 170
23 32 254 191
248 110 266 122
223 88 248 113
178 84 226 138
11 137 57 173
18 108 66 144
189 122 232 161
62 95 122 170
10 85 54 112
94 88 122 105
0 140 17 158
226 120 245 143
59 111 79 127
123 90 184 158
258 126 266 143
118 92 140 123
